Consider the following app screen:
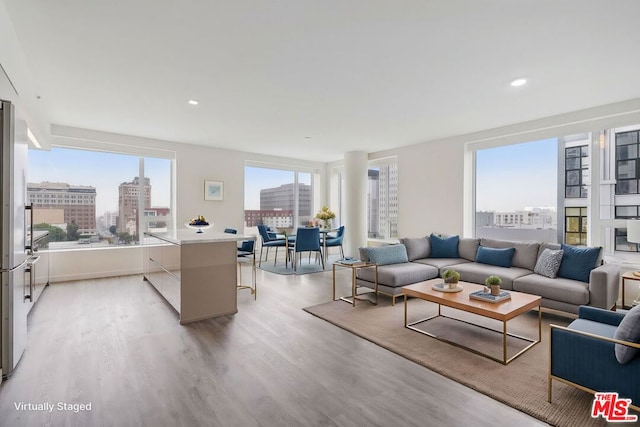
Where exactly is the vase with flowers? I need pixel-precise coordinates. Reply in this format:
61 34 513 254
315 206 336 230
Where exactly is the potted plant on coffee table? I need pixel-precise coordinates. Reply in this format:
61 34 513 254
442 269 461 290
485 275 502 296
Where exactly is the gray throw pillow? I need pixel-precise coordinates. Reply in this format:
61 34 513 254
533 248 564 279
614 304 640 364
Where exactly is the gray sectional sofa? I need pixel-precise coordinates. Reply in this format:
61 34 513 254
356 235 620 314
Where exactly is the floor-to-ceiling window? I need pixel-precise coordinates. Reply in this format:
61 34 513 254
28 147 173 247
244 165 315 233
475 138 558 242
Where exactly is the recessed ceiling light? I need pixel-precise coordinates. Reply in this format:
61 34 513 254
510 78 527 87
188 99 199 105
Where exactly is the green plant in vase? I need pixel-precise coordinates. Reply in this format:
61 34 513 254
442 269 460 289
485 275 502 296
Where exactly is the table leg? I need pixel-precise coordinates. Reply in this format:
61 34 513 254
323 236 327 267
404 294 408 326
332 264 336 301
538 307 542 341
503 321 508 365
351 267 356 307
374 265 378 305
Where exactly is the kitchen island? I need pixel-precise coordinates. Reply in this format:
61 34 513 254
143 229 255 324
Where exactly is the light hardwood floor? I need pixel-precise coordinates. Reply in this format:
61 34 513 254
0 264 548 426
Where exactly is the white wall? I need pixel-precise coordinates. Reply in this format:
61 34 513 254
49 246 143 282
395 139 464 238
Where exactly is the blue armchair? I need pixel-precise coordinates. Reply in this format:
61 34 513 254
549 306 640 411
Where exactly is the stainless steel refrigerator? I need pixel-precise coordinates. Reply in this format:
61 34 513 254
0 99 29 379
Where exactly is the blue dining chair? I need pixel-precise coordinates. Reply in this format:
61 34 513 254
257 225 286 267
323 225 345 260
223 227 254 255
289 227 324 271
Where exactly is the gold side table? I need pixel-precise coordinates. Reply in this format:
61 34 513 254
621 271 640 310
332 261 378 306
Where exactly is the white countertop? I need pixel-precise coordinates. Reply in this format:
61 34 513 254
144 229 256 245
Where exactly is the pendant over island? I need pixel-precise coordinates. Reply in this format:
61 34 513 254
143 229 255 324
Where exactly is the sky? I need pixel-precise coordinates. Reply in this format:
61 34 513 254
28 148 171 216
29 140 557 217
475 138 558 212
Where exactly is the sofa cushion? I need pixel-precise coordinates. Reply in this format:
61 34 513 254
399 237 430 261
613 305 640 364
356 262 438 288
557 244 602 283
458 237 480 261
480 238 539 271
513 274 589 306
449 262 531 290
533 248 564 279
414 258 470 270
568 318 618 339
430 234 459 258
362 244 408 265
476 246 515 268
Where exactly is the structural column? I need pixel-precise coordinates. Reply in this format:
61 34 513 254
344 151 368 258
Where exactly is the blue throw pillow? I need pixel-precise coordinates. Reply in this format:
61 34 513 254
429 234 459 258
475 246 515 268
364 244 408 265
557 244 602 283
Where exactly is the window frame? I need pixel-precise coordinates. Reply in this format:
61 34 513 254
28 146 175 248
614 205 640 252
564 207 587 246
615 130 640 195
565 145 589 198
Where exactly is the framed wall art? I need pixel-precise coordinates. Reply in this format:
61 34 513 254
204 180 224 201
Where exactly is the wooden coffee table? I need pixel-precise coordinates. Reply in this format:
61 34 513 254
402 279 541 365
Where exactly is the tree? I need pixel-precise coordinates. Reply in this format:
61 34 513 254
33 223 66 242
109 225 117 235
117 232 134 245
66 220 80 241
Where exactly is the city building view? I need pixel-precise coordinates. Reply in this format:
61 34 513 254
28 175 166 247
475 126 640 255
27 181 97 233
367 163 398 239
27 148 172 247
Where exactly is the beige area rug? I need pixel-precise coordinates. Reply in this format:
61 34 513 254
304 298 612 427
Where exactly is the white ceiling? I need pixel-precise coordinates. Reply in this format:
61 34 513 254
4 1 640 162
